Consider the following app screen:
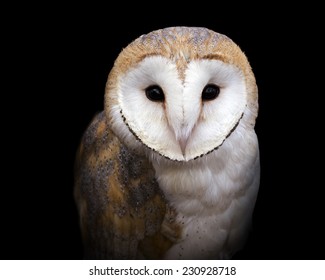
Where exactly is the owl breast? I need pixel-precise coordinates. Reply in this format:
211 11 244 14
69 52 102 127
151 121 260 259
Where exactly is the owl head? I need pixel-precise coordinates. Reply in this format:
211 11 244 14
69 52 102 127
105 26 258 161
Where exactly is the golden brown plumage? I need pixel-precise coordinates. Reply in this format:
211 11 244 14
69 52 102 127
74 112 180 259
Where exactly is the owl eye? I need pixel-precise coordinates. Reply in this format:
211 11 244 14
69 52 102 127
145 85 165 102
202 84 220 101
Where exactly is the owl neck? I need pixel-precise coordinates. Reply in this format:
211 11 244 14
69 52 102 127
151 151 223 216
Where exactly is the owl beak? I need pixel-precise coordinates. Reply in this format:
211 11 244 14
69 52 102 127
179 137 188 156
177 126 193 156
171 121 196 157
170 97 200 157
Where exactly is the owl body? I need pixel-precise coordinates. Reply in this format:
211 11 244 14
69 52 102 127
74 27 260 259
153 119 259 259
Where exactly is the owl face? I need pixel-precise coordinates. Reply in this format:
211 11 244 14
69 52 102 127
105 27 257 161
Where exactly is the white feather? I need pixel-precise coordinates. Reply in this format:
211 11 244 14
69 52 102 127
152 119 260 259
115 56 248 161
117 56 184 160
184 60 247 160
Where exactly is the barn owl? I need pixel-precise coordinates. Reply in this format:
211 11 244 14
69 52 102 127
74 26 260 260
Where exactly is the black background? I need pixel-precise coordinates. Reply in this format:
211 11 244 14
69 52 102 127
2 5 323 260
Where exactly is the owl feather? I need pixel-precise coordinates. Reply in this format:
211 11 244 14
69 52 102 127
74 27 260 259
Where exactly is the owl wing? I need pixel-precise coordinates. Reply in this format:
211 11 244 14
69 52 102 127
74 112 178 259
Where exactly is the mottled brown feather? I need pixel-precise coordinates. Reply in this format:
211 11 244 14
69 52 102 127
74 112 180 259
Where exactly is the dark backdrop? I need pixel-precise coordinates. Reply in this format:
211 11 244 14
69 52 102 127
2 5 322 260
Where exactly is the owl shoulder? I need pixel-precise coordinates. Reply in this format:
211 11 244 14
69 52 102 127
74 111 170 259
